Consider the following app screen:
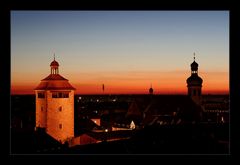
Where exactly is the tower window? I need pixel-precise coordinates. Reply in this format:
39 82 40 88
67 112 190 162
38 92 45 98
41 106 43 111
58 92 62 98
52 93 58 98
52 92 69 98
59 124 62 129
63 93 69 98
59 106 62 112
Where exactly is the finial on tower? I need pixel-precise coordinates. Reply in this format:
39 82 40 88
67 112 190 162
54 53 55 61
193 52 195 61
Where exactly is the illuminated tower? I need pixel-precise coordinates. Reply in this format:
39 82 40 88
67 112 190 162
35 55 75 143
186 53 203 105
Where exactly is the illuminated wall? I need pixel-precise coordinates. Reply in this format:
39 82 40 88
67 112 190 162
35 89 74 143
35 90 47 128
46 90 74 143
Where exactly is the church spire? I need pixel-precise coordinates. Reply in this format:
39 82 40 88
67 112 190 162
54 53 55 61
190 52 198 75
186 54 203 105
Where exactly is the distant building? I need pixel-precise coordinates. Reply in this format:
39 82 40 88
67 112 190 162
201 95 229 123
149 84 153 95
186 54 203 105
35 56 75 143
125 95 202 126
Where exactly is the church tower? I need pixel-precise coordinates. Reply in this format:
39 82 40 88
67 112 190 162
35 55 75 143
186 53 203 105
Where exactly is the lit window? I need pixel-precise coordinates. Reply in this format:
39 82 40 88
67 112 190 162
59 124 62 129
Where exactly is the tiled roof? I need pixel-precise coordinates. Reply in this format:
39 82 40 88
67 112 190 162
42 74 67 81
35 74 75 90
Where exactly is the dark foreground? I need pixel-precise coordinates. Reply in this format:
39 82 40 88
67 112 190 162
11 123 229 155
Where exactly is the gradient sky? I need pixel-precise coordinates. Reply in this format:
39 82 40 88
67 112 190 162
11 11 229 95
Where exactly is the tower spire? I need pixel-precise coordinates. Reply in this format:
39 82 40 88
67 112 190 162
193 52 195 61
50 53 59 74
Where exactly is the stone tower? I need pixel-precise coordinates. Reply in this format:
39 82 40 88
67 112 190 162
186 53 203 105
35 55 75 143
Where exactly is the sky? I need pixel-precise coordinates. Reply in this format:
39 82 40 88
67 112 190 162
11 11 229 95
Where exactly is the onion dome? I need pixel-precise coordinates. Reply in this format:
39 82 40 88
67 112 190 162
191 60 198 71
187 53 203 87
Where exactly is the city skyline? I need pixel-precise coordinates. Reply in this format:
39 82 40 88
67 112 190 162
11 11 229 95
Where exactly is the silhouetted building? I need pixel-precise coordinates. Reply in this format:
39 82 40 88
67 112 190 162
149 84 153 95
35 55 76 143
187 54 203 105
201 95 229 123
125 95 201 126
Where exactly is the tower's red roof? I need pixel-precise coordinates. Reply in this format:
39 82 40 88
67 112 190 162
35 74 75 90
42 74 67 81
